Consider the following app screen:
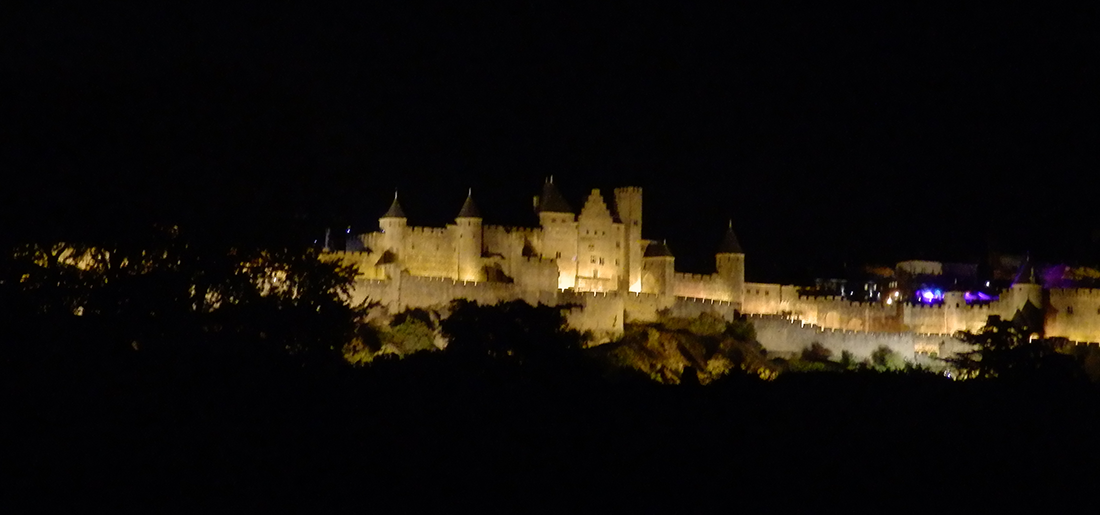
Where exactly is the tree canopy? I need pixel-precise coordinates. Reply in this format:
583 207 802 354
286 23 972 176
0 225 360 363
948 315 1082 382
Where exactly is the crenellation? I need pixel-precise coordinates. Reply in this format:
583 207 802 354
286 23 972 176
407 226 450 237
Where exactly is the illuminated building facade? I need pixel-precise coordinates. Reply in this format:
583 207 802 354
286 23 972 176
323 181 1100 356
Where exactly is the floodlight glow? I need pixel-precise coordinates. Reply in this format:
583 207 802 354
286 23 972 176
916 288 944 304
963 291 996 303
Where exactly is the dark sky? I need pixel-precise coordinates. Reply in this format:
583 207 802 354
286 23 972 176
3 5 1099 282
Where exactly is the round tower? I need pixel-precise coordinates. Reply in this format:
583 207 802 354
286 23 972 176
944 290 967 334
642 240 675 295
379 192 407 256
715 221 745 305
454 189 483 282
1004 281 1045 333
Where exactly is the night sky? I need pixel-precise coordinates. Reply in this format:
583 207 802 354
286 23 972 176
4 5 1099 282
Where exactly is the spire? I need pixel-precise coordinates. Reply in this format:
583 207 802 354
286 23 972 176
717 221 743 254
535 178 573 214
382 190 406 219
456 189 481 218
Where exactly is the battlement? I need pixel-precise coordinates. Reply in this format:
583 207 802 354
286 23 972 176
901 302 946 311
560 290 619 300
407 226 451 237
1051 288 1100 298
797 295 885 308
674 295 735 307
674 272 721 283
484 225 541 237
321 250 370 259
747 313 919 338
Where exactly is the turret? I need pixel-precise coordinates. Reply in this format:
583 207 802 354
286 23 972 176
534 178 578 289
454 189 483 282
642 240 675 295
716 221 745 305
379 192 407 256
613 187 643 292
534 177 574 224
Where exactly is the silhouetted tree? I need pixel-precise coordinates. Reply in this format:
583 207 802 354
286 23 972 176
801 342 833 363
948 315 1082 381
870 345 905 370
440 300 582 366
0 224 360 363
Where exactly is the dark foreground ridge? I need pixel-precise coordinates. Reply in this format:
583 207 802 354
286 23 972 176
3 228 1100 510
4 337 1100 512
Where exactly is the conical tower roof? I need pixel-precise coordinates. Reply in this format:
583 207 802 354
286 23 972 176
456 189 481 218
717 222 743 254
381 193 406 219
644 240 674 258
536 179 573 214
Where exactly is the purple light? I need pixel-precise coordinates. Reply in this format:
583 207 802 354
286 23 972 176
916 288 944 304
964 291 996 303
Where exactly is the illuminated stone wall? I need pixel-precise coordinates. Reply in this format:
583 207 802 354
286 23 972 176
741 283 798 315
671 272 731 302
1046 288 1100 343
402 227 458 278
749 314 971 361
576 190 624 290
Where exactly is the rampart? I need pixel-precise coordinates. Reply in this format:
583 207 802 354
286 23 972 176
748 314 971 361
792 296 899 332
350 275 626 343
671 272 730 301
742 283 796 315
1046 288 1100 343
402 227 458 278
321 250 386 279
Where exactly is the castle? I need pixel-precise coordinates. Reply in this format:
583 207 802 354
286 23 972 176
324 181 1100 360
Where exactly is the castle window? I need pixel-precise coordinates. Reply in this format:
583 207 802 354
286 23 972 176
765 291 769 296
616 242 620 249
615 259 620 266
588 244 595 251
599 257 605 265
1067 306 1074 315
555 251 562 259
590 257 596 264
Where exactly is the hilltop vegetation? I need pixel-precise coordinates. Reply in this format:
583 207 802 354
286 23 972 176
5 227 1100 510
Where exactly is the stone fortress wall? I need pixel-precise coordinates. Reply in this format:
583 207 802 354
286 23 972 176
327 182 1100 361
